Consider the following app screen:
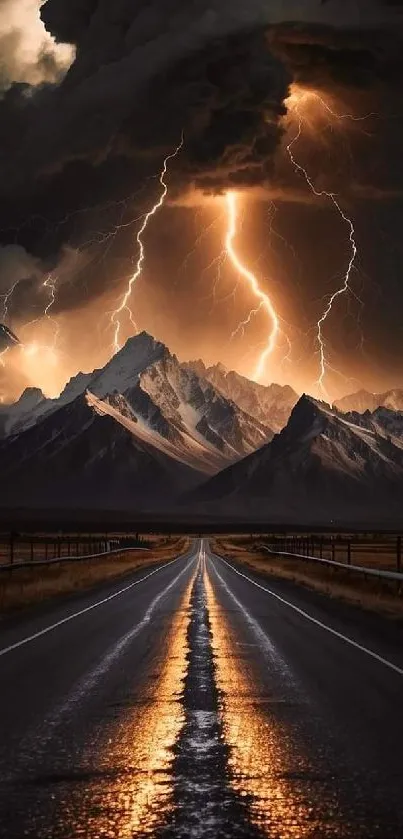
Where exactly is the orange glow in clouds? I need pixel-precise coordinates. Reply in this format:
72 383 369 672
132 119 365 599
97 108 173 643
1 326 68 401
20 341 61 397
286 83 376 130
225 192 279 383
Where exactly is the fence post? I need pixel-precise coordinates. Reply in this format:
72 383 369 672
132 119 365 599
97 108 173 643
332 538 335 563
397 536 402 573
9 532 14 565
45 540 48 561
30 538 34 563
347 541 351 565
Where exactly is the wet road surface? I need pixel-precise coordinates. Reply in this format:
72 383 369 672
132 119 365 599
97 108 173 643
0 540 403 837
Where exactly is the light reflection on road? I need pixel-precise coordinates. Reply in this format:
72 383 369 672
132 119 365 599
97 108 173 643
205 569 344 839
61 578 193 838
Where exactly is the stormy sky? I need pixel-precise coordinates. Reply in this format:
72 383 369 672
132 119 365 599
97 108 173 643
0 0 403 400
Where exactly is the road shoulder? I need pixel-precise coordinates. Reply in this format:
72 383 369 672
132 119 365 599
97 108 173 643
212 537 403 621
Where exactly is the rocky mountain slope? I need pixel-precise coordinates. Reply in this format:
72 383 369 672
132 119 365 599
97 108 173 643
0 393 200 510
1 334 273 463
186 360 298 432
6 333 403 519
342 406 403 441
188 395 403 524
0 333 275 508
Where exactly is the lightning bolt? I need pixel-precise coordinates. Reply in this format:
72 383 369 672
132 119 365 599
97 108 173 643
42 273 61 358
0 187 157 374
111 136 184 353
0 280 21 325
197 250 232 317
266 201 301 271
307 91 377 125
278 327 293 370
0 347 10 403
286 106 358 399
177 213 224 287
18 272 62 369
0 347 9 367
225 191 279 382
43 274 58 324
231 303 264 342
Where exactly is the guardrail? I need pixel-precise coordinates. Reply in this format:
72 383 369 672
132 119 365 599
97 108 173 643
0 546 149 573
262 546 403 585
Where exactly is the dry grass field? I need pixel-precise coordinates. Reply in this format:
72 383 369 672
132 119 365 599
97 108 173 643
0 536 190 614
213 537 403 620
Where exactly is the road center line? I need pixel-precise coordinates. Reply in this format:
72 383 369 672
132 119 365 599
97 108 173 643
0 551 194 659
214 553 403 678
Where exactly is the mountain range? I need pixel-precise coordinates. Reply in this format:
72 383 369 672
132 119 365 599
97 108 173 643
185 360 298 433
2 332 403 523
190 395 403 524
0 333 280 510
335 387 403 414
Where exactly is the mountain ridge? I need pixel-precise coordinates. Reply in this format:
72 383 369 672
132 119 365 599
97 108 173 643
4 334 403 520
335 387 403 414
187 394 403 523
0 391 201 510
0 332 276 507
185 359 299 432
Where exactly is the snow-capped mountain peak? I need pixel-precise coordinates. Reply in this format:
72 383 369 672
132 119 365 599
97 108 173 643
0 386 46 436
0 332 167 438
90 332 166 398
103 349 274 473
0 333 275 488
4 339 403 521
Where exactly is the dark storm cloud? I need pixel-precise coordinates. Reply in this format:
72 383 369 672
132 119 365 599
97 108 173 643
0 18 290 195
4 1 401 188
0 3 294 277
118 28 290 194
267 22 403 91
41 0 98 46
0 0 401 317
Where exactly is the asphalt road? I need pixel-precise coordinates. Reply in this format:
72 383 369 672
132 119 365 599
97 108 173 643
0 539 402 838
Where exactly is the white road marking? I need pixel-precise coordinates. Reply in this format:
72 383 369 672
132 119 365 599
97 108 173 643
51 556 196 712
0 551 194 659
213 552 403 678
208 559 292 676
3 555 199 777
